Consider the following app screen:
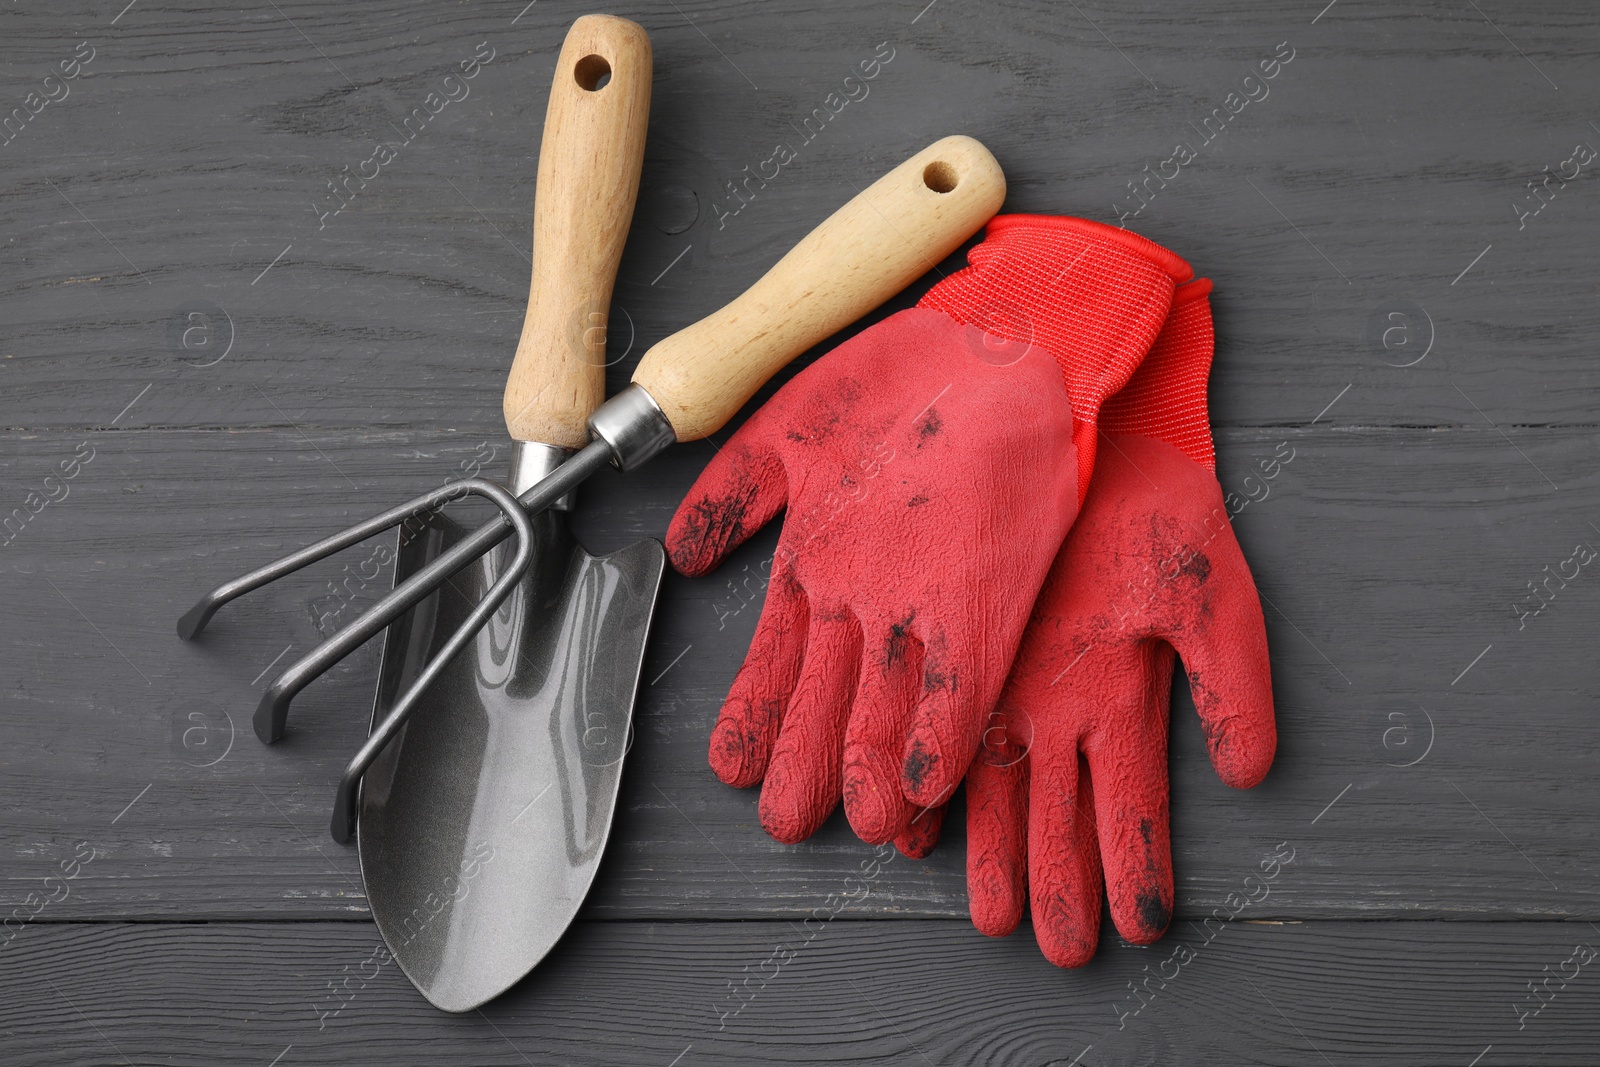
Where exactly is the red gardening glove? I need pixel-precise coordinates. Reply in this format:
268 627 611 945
965 279 1276 966
666 216 1192 847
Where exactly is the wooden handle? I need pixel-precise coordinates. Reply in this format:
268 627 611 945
503 15 651 447
631 136 1005 441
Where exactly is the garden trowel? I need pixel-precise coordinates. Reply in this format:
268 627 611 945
358 14 658 1012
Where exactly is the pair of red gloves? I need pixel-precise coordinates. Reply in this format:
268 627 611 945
666 215 1276 966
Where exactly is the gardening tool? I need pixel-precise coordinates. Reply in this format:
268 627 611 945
188 12 657 1013
179 122 1005 1006
355 15 657 1013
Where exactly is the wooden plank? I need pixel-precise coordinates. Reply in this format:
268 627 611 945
1 918 1596 1066
4 0 1597 1059
0 1 1595 435
2 422 1597 919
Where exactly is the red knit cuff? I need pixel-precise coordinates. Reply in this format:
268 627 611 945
917 214 1194 498
1101 277 1217 473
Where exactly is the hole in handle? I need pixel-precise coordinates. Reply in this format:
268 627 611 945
922 160 959 193
574 54 612 91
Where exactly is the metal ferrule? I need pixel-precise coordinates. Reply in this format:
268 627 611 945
585 383 677 472
508 440 574 510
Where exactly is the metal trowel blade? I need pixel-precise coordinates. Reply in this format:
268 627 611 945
357 505 664 1012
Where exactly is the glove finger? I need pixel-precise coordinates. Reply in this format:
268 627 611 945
966 733 1028 937
665 440 787 577
708 566 809 788
1029 744 1102 967
1086 642 1175 946
893 801 946 859
900 624 997 808
758 608 862 844
1163 520 1276 788
842 619 924 844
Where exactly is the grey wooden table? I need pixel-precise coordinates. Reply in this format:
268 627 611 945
3 1 1597 1064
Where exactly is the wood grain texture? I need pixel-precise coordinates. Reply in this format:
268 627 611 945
1 425 1596 920
3 919 1598 1066
0 2 1594 434
503 14 651 447
1 0 1597 1059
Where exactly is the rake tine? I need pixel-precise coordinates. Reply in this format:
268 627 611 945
175 486 471 642
329 483 536 842
246 442 612 741
242 477 535 743
324 440 610 648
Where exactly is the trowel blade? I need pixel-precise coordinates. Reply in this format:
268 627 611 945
358 505 664 1012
